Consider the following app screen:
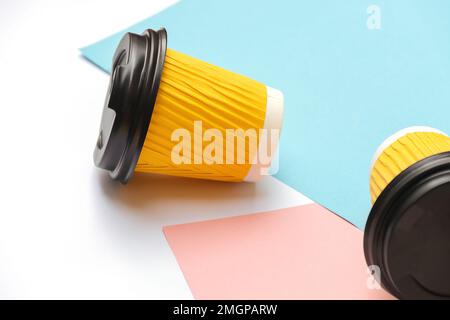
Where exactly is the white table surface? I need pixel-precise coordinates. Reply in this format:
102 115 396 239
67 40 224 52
0 0 312 299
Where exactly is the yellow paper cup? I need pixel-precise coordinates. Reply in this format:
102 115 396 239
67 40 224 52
94 28 283 183
364 128 450 299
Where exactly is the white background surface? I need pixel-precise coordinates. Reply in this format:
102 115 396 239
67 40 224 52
0 0 312 299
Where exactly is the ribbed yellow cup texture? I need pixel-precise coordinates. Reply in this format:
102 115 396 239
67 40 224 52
370 132 450 204
135 49 268 181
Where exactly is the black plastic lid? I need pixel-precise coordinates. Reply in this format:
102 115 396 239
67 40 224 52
364 152 450 300
93 28 167 183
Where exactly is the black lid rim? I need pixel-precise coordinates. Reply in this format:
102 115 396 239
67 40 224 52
93 28 168 184
364 151 450 299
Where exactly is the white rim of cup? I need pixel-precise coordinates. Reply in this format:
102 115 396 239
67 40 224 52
244 86 284 182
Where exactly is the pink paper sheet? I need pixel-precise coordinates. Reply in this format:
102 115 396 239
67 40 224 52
163 204 394 300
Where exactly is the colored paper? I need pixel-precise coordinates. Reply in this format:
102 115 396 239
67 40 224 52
163 204 394 299
81 0 450 228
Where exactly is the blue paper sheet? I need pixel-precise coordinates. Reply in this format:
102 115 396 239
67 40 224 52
81 0 450 229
